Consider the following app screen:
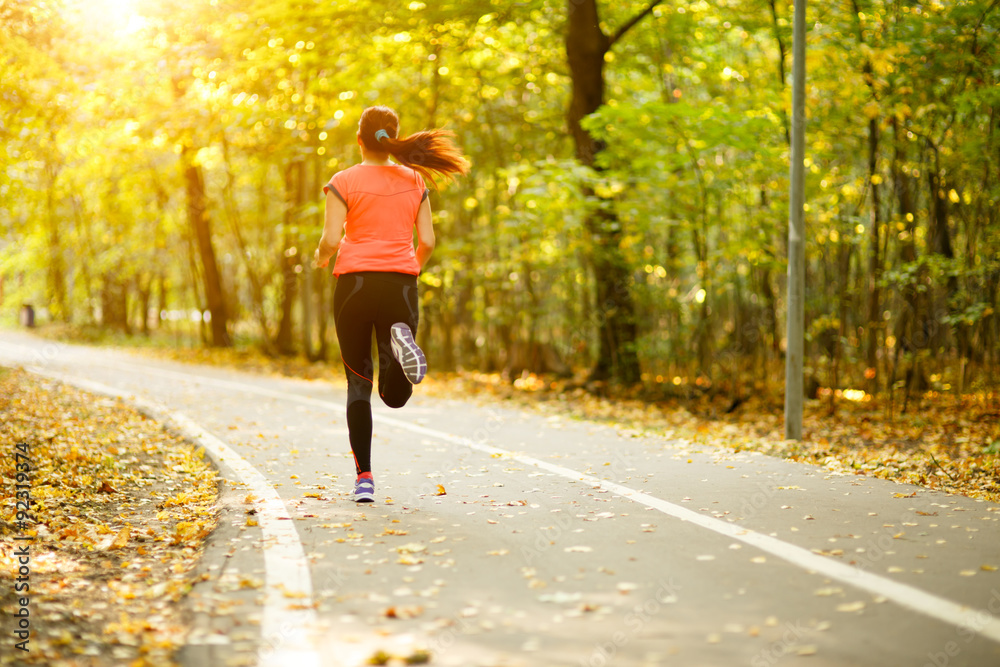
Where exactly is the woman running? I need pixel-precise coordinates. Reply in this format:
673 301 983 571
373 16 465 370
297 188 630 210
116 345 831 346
314 105 468 503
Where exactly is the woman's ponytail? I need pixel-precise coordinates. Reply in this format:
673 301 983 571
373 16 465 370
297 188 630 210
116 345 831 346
359 106 469 188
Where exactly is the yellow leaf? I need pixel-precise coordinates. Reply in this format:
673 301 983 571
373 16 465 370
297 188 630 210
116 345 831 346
397 554 424 565
435 484 447 496
175 521 198 540
110 526 130 550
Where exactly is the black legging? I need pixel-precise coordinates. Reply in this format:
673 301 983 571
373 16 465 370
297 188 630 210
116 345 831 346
333 271 419 475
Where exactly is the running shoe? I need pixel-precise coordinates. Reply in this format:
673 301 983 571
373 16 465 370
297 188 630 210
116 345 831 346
390 323 427 384
354 473 375 503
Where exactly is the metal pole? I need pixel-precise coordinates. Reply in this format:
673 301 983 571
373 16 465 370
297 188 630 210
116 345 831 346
784 0 807 440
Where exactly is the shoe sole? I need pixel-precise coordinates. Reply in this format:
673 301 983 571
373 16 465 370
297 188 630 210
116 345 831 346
390 323 426 384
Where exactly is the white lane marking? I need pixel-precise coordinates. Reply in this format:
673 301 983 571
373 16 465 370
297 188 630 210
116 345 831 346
20 353 1000 646
23 367 321 667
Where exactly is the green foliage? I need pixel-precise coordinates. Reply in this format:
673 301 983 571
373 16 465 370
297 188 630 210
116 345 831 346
1 0 998 391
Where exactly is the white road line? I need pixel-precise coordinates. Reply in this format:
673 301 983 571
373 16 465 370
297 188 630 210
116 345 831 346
24 367 321 667
18 353 1000 646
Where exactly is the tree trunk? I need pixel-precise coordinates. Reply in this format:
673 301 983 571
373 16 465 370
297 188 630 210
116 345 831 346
865 116 883 393
925 139 958 355
299 156 314 359
768 0 791 145
314 157 331 361
221 135 275 352
565 0 654 385
46 161 68 323
181 145 230 347
276 160 303 355
138 276 151 335
889 117 923 406
100 276 130 334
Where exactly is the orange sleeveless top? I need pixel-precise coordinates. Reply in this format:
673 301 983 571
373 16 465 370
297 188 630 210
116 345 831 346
323 164 428 277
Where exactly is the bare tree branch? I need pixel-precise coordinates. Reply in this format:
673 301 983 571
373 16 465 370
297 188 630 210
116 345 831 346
608 0 665 50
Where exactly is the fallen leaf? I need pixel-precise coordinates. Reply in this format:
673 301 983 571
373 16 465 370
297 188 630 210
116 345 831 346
109 526 130 550
404 650 431 665
815 587 843 597
384 605 424 619
397 554 424 565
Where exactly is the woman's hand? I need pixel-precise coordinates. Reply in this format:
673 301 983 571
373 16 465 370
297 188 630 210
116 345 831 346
314 246 332 269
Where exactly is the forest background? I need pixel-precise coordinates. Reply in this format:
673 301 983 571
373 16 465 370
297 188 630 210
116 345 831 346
2 0 999 409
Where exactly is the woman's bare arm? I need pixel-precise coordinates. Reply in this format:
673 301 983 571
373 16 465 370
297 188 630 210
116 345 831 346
414 197 435 271
314 192 347 268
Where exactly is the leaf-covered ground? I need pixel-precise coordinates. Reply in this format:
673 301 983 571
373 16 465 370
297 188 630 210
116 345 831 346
0 368 219 666
130 344 1000 504
419 372 1000 503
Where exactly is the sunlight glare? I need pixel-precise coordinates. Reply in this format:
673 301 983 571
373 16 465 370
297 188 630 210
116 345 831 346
78 0 147 36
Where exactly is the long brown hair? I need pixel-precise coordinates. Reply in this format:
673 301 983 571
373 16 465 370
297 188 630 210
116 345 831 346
358 105 469 188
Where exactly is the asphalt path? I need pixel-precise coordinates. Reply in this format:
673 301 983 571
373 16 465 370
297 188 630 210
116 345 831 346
1 330 999 667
